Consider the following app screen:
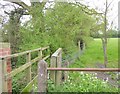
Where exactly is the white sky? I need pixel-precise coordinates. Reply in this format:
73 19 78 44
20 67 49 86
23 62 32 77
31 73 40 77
81 0 119 29
0 0 120 29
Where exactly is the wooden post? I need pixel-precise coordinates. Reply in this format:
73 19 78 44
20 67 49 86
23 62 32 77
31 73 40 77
78 41 81 52
0 59 2 93
56 51 62 86
83 43 86 50
0 43 11 93
38 60 47 92
38 49 42 59
50 56 57 84
26 52 31 82
1 58 8 92
64 61 69 82
50 48 62 86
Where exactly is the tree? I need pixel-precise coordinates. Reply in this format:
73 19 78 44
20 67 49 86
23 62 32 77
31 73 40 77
45 2 97 55
95 0 114 68
1 0 48 53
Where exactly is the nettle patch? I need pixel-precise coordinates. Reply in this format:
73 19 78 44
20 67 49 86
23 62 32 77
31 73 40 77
48 72 118 92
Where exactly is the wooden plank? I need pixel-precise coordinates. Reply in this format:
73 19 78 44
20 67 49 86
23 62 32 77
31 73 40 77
2 58 8 92
50 56 57 84
38 50 42 59
64 61 69 82
56 52 62 86
50 48 62 85
43 55 50 60
21 75 38 92
78 41 81 52
38 60 47 92
5 55 50 79
52 48 62 57
1 46 49 59
26 53 31 83
47 68 120 72
41 46 49 51
5 56 40 79
0 59 2 94
1 49 40 59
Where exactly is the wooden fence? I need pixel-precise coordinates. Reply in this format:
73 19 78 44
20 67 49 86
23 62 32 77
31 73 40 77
0 46 49 93
50 48 62 86
38 61 120 92
1 46 119 93
38 48 120 92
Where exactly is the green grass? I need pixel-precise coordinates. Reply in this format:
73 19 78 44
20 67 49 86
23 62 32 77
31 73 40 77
73 38 118 68
48 38 118 92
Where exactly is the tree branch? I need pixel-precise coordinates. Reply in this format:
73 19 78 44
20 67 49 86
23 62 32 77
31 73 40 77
107 0 114 9
69 2 103 16
9 0 30 11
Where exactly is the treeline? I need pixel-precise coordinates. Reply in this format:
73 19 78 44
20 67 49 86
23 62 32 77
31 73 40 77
91 30 120 38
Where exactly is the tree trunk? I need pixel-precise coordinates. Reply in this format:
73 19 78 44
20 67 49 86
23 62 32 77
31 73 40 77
102 39 108 68
102 0 108 68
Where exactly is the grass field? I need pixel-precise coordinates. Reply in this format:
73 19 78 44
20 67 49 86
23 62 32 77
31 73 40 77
73 38 118 68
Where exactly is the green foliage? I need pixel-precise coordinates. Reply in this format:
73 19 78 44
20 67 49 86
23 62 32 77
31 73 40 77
45 2 96 55
12 72 27 93
48 72 118 92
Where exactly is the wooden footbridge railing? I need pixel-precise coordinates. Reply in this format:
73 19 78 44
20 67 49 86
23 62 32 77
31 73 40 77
0 46 49 93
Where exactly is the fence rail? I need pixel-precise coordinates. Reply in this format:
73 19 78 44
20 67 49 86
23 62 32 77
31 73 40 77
1 46 49 59
47 68 120 72
38 60 120 92
1 46 49 93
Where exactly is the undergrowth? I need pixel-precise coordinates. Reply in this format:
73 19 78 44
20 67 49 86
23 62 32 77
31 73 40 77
47 72 118 92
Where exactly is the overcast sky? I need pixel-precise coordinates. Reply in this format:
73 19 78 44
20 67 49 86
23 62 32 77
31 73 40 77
0 0 120 29
82 0 119 29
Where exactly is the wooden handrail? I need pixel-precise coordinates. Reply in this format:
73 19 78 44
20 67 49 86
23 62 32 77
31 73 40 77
47 68 120 72
5 55 50 80
1 46 49 59
52 48 62 57
1 46 49 92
